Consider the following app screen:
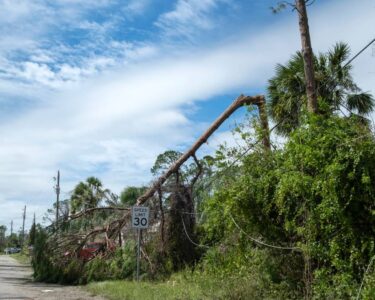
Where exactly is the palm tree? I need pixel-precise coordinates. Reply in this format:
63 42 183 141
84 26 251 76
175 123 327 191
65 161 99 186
70 177 108 214
268 42 374 135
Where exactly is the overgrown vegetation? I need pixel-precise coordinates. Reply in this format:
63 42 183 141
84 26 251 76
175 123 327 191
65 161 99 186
28 40 375 299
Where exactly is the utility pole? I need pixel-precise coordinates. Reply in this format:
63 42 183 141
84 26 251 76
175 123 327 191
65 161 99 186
10 220 13 236
21 205 26 248
55 170 60 229
295 0 317 113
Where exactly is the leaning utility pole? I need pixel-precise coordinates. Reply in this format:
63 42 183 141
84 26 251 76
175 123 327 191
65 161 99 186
55 170 60 228
21 205 26 247
295 0 317 113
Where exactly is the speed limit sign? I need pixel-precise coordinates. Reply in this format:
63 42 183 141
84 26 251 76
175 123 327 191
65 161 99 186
132 206 149 229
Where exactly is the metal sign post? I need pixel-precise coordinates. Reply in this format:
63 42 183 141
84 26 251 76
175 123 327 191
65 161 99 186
136 228 141 281
132 206 149 281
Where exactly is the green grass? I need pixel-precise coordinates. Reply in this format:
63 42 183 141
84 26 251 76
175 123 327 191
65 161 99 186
86 270 239 300
86 271 217 300
85 270 279 300
11 252 31 265
87 280 204 300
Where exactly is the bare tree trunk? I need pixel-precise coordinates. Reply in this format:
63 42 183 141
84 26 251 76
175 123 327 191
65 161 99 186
136 94 268 206
295 0 317 113
257 98 271 149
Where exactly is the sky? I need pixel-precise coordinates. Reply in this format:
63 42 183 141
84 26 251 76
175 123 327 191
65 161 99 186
0 0 374 233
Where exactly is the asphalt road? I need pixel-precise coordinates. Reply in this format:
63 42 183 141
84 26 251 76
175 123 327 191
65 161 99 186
0 255 105 300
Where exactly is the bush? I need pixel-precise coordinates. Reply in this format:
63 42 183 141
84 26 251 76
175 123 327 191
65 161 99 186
82 240 137 283
201 116 375 298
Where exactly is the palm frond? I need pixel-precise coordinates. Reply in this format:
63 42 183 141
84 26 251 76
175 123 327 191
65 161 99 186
347 92 375 115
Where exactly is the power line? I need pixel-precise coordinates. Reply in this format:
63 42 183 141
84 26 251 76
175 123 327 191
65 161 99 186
356 255 375 300
344 38 375 67
180 215 211 249
229 212 301 252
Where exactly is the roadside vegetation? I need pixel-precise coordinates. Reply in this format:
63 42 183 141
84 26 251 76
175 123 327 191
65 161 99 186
11 252 31 265
30 70 375 298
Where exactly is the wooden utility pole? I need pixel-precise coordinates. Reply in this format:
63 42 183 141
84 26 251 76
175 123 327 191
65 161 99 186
55 170 60 227
21 205 26 247
295 0 317 113
10 220 13 236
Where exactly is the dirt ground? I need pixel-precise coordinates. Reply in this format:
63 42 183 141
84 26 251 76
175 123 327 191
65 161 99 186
0 255 105 300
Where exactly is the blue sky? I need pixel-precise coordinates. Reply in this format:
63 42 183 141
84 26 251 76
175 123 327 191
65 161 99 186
0 0 374 232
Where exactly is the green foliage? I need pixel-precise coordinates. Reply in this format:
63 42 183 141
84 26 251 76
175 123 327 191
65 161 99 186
151 150 183 177
28 222 36 246
7 233 20 248
83 241 137 283
120 186 147 206
87 247 300 300
361 258 375 300
32 224 138 284
0 225 6 251
201 115 375 298
70 177 108 214
32 225 60 282
30 115 375 298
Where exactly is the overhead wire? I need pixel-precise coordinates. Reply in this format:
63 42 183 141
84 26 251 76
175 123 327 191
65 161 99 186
344 38 375 68
356 255 375 300
180 215 211 249
229 212 301 252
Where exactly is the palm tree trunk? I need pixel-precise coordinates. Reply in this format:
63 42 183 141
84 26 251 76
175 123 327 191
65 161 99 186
295 0 317 113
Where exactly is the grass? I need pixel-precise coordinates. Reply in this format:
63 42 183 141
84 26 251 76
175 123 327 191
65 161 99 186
85 270 243 300
87 280 204 300
85 270 277 300
86 271 217 300
11 252 31 265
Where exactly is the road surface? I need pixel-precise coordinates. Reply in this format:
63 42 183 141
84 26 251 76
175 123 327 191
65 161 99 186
0 255 105 300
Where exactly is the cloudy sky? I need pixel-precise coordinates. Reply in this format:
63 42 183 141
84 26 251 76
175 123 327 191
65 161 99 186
0 0 374 232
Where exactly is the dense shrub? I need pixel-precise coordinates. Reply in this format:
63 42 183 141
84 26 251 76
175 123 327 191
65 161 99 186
83 240 137 283
201 115 375 298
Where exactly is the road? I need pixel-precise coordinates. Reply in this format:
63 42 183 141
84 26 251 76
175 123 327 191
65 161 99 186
0 255 105 300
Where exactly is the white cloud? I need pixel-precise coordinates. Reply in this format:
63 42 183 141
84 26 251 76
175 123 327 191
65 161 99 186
0 0 135 89
156 0 229 39
123 0 151 15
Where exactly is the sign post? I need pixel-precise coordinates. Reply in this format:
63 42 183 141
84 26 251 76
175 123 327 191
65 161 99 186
131 206 149 281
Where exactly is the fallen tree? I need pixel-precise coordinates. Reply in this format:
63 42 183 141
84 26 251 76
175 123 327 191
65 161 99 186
135 94 269 206
33 94 270 283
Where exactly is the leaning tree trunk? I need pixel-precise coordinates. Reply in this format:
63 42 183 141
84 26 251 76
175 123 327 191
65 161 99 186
135 94 269 206
51 95 270 264
296 0 317 113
